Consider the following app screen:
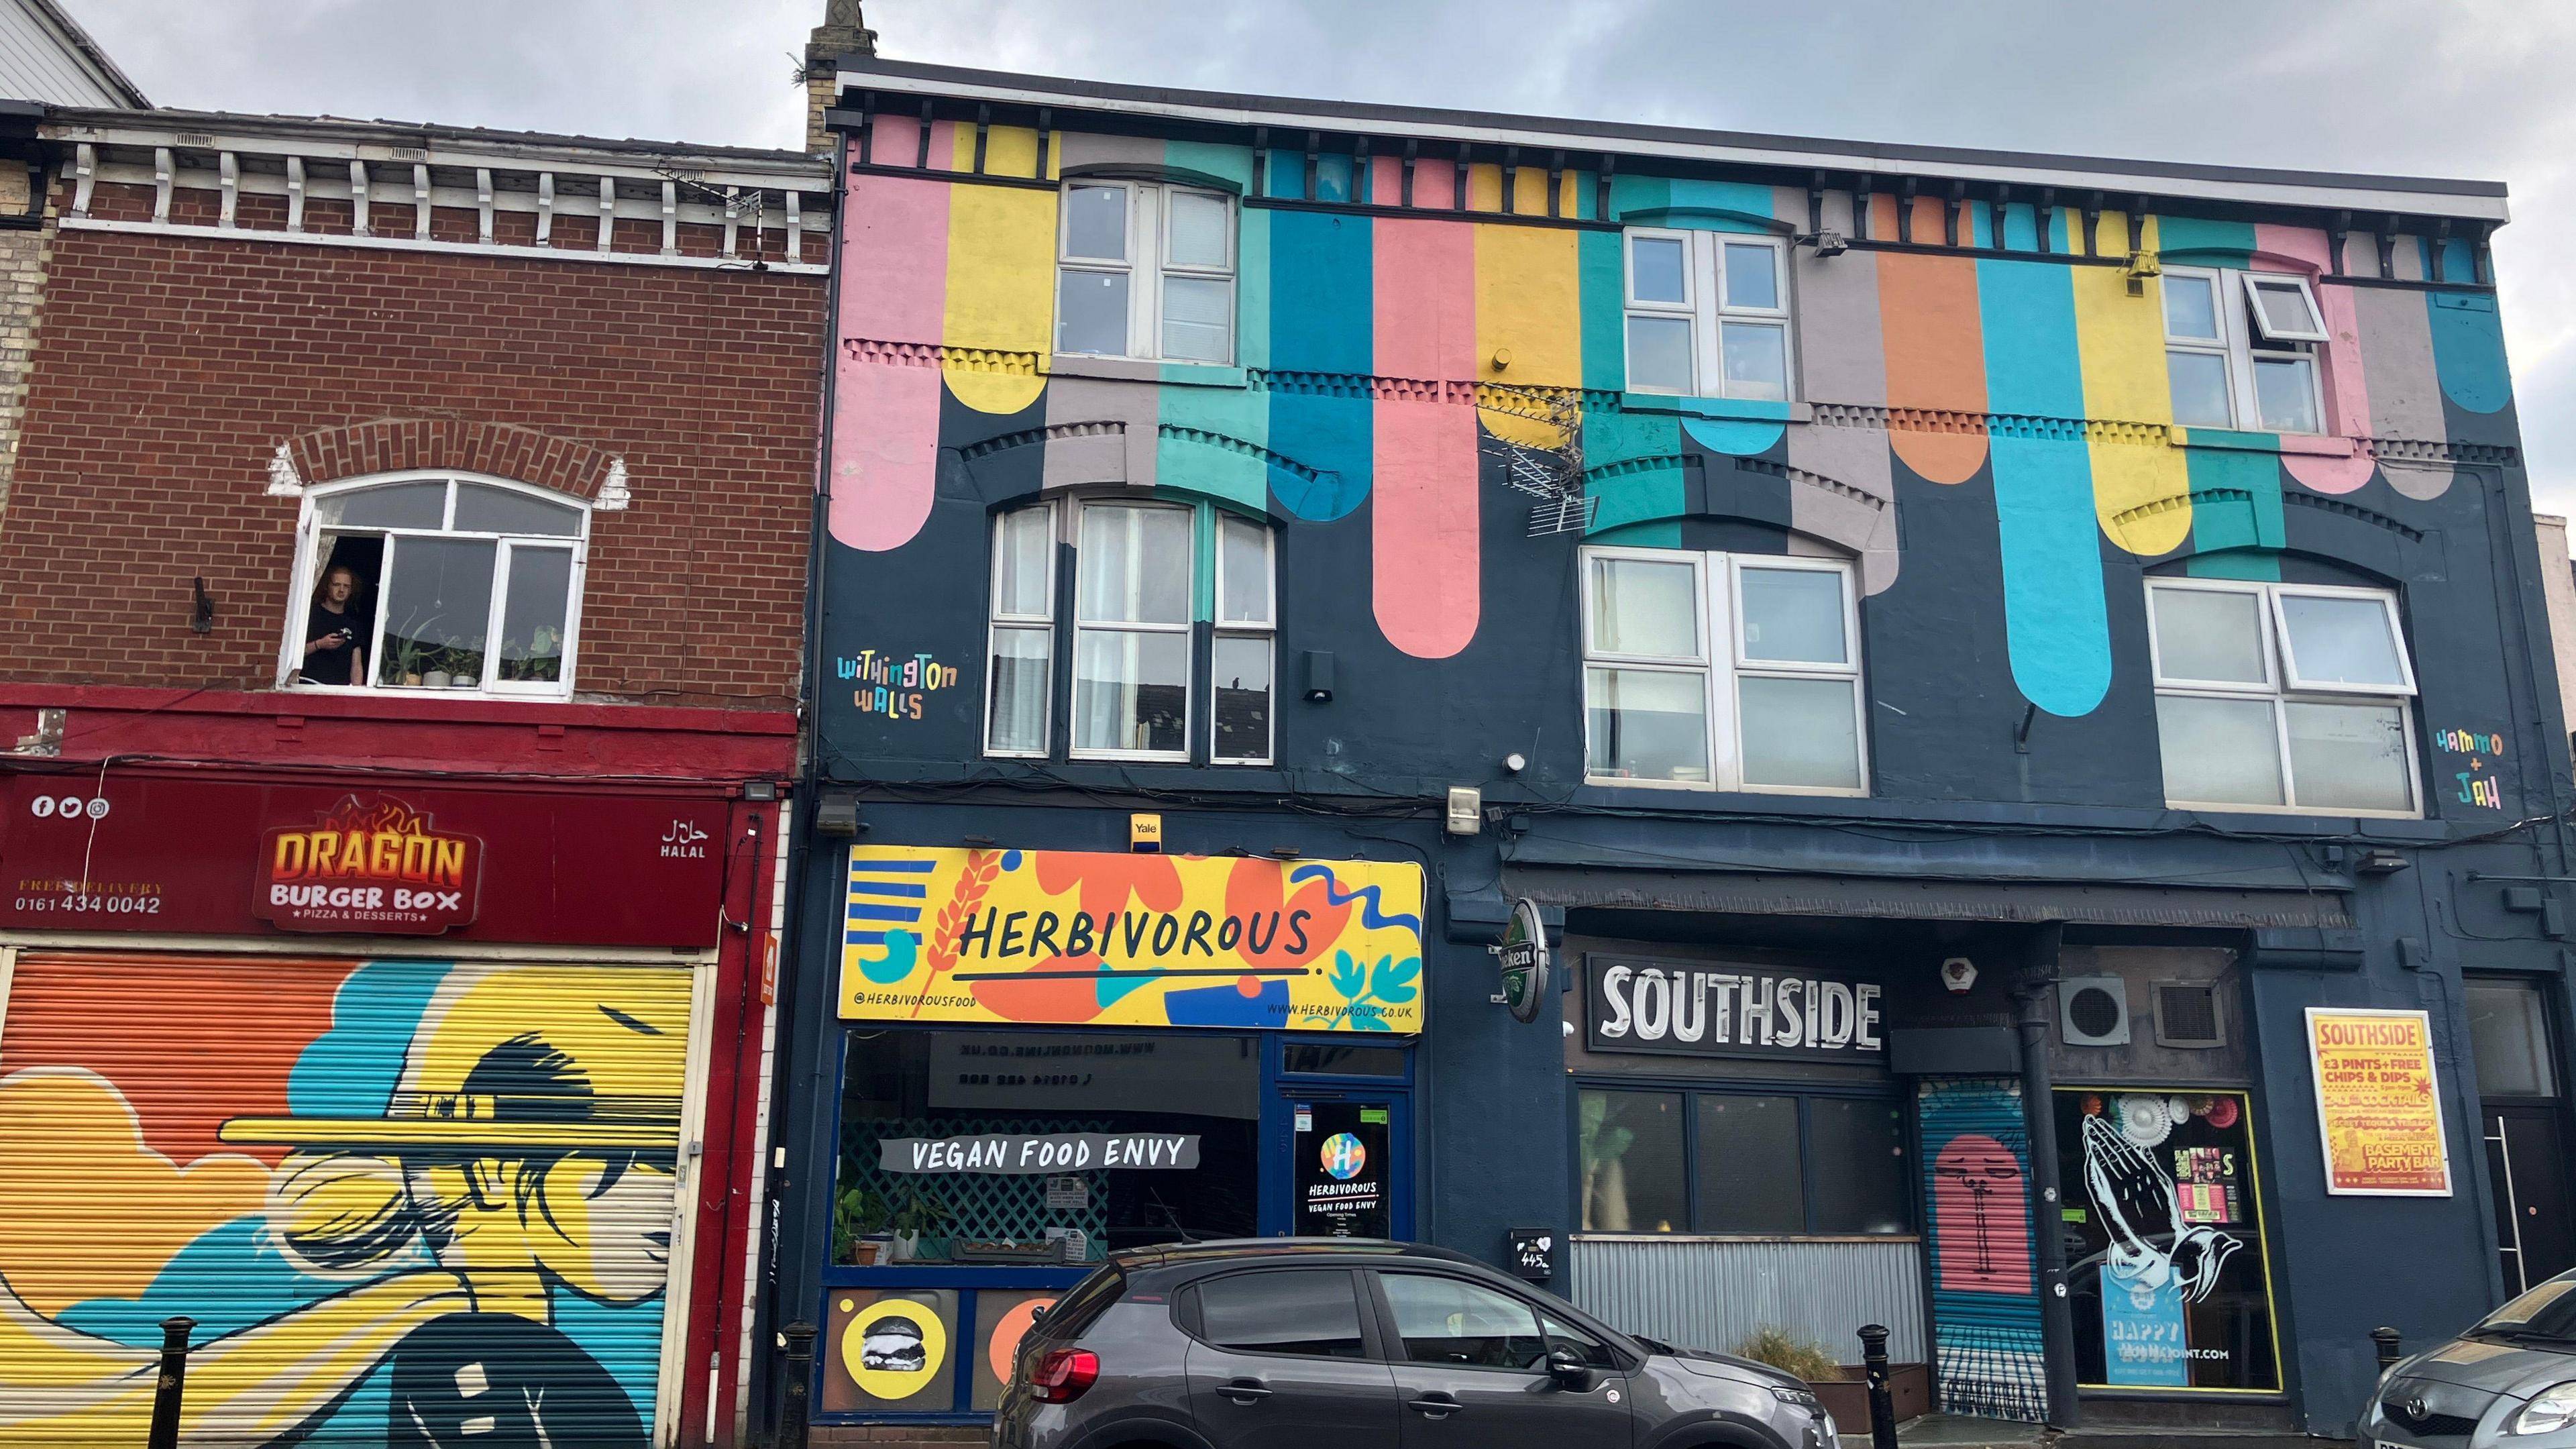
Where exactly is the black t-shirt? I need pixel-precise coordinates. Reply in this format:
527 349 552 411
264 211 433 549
299 602 369 685
383 1311 645 1449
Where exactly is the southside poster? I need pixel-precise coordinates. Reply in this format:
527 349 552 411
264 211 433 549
840 846 1425 1033
2306 1008 2453 1196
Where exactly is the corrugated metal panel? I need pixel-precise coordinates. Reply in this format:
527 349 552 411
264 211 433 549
0 952 690 1446
1917 1077 2048 1423
1568 1236 1927 1364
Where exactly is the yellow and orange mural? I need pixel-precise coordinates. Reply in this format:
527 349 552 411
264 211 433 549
840 846 1426 1032
0 953 690 1446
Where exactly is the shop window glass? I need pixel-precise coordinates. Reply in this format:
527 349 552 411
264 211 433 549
1579 1089 1686 1232
2054 1089 2280 1391
291 474 588 697
1379 1273 1548 1370
1694 1093 1803 1234
1197 1271 1366 1358
1577 1086 1913 1238
2469 979 2558 1099
1808 1098 1912 1235
833 1030 1260 1267
1283 1042 1406 1077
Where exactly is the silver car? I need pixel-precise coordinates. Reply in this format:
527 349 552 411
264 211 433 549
2367 1271 2576 1447
994 1238 1831 1449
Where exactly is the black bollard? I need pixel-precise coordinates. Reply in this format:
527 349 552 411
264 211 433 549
146 1316 195 1449
2373 1326 2404 1375
779 1320 818 1449
1859 1323 1898 1449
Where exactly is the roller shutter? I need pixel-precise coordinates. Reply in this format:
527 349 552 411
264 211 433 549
0 951 694 1447
1917 1077 2047 1423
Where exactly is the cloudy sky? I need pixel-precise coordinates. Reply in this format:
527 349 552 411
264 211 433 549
67 0 2576 511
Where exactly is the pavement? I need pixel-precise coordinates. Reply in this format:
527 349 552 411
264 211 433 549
1836 1416 2329 1449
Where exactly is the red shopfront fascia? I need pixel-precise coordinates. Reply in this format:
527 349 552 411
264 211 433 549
1 771 737 949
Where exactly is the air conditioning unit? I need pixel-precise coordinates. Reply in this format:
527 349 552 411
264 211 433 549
2059 975 2131 1047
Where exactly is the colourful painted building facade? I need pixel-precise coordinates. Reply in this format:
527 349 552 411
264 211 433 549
769 57 2566 1443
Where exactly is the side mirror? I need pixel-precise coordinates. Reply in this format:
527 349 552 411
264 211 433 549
1546 1346 1595 1391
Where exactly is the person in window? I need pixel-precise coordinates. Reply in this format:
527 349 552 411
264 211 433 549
299 564 370 685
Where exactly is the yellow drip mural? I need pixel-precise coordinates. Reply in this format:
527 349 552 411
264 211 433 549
2074 213 2192 556
943 124 1053 416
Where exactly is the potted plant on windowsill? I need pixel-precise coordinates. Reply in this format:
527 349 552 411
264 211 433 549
888 1190 948 1263
833 1185 893 1267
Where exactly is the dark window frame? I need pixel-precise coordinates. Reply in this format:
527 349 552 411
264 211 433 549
1574 1076 1916 1238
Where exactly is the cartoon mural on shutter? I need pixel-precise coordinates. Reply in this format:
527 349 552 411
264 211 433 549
1919 1078 2047 1423
0 954 691 1446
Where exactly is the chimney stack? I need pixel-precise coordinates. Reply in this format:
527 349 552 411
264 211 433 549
804 1 876 156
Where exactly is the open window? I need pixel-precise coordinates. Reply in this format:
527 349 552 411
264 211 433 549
2161 267 2328 434
286 473 588 698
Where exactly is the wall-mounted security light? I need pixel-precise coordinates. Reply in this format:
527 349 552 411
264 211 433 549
1799 229 1849 258
1302 650 1335 702
1446 786 1482 836
2355 851 2410 875
813 792 861 838
1503 753 1527 774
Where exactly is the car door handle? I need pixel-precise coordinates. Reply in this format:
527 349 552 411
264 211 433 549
1406 1393 1464 1419
1216 1379 1273 1404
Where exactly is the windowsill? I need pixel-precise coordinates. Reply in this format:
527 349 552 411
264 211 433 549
2165 798 2422 822
1570 1233 1921 1246
284 680 574 705
1050 353 1247 388
1585 773 1868 800
2171 426 2353 458
1618 392 1805 423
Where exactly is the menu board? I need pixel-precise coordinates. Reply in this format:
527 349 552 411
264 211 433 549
2305 1008 2453 1197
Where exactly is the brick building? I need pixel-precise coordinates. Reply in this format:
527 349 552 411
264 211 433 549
0 107 831 1448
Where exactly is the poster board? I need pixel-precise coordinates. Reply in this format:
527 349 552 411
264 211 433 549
2305 1007 2453 1197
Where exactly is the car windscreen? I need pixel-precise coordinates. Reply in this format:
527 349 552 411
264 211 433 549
2479 1275 2576 1335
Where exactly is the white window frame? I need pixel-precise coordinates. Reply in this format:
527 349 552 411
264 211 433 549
1579 545 1866 796
1055 180 1236 364
278 470 590 702
1067 499 1195 763
1620 229 1794 401
2146 579 2421 818
1211 511 1275 765
2159 266 2328 435
983 500 1058 759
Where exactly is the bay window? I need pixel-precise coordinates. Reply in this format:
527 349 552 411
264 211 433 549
2147 580 2419 816
985 498 1274 765
1581 547 1866 794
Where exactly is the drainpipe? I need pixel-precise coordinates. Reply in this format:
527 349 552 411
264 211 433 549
2011 922 2080 1430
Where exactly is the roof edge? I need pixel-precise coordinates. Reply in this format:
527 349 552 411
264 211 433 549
837 55 2508 222
43 105 832 176
25 0 147 108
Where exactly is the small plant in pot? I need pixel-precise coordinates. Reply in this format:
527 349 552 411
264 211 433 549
833 1185 892 1266
888 1190 948 1263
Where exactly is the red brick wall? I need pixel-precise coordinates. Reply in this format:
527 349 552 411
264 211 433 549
0 216 824 708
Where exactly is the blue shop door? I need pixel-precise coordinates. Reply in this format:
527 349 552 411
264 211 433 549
1263 1086 1415 1241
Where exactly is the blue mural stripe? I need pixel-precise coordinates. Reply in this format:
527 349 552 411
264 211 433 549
846 903 922 921
1978 258 2110 717
1267 209 1373 519
845 929 888 945
1681 415 1788 458
2428 291 2510 414
847 858 938 873
845 879 927 897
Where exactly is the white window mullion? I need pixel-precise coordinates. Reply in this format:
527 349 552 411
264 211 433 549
1131 185 1158 361
1693 234 1723 398
2269 694 2301 810
1707 554 1741 790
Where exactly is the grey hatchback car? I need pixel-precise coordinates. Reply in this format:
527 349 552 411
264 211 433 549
2367 1269 2576 1447
991 1239 1832 1449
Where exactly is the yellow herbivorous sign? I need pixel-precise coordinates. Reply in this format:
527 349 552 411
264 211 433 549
840 845 1425 1034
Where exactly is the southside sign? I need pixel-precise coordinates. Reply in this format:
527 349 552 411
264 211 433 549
254 796 483 934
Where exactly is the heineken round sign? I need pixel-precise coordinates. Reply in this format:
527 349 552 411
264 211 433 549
1493 896 1551 1024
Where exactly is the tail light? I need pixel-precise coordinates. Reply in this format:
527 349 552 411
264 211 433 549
1030 1347 1099 1403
